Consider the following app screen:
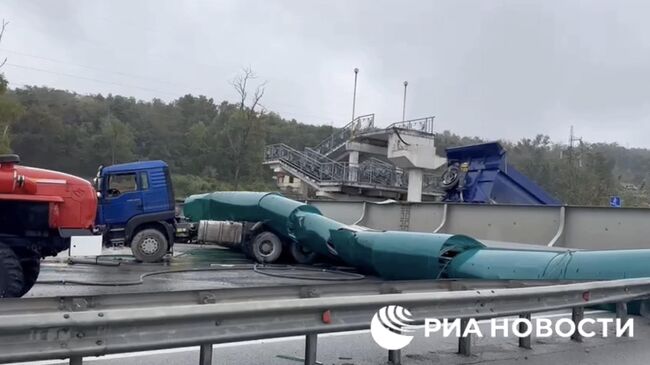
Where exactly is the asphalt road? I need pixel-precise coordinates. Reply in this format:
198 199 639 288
26 244 379 298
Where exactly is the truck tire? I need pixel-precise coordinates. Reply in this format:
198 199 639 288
440 164 460 191
16 249 40 296
250 231 283 263
131 228 169 263
289 241 318 264
0 244 24 298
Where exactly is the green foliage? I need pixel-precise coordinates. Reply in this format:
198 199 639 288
0 74 23 153
91 115 136 165
6 86 331 196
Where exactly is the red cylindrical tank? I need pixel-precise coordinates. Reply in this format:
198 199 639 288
2 164 98 230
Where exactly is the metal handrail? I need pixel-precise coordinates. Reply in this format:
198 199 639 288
265 143 322 166
313 114 376 156
387 116 435 134
361 157 395 168
358 159 406 188
265 143 411 190
303 147 340 164
264 143 328 181
0 278 645 365
423 172 442 193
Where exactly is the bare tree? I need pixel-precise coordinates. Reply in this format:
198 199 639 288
230 67 267 115
226 67 268 188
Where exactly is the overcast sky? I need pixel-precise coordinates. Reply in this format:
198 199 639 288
1 0 650 147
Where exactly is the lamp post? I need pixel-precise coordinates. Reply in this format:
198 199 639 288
352 68 359 121
402 81 408 121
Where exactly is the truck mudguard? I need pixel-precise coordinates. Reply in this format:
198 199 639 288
125 210 175 244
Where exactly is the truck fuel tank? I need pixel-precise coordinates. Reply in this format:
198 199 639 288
196 220 244 248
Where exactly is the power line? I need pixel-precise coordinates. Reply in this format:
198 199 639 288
7 21 224 76
4 63 180 97
3 12 355 122
1 50 351 123
0 48 182 87
0 49 350 121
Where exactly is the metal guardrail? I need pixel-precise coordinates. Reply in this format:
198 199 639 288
264 143 344 182
264 143 413 190
357 158 406 188
387 116 435 135
0 278 646 365
303 147 341 165
312 114 376 156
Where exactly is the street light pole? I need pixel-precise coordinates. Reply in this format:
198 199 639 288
352 68 359 121
402 81 408 121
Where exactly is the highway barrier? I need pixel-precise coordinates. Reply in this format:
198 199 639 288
0 278 647 365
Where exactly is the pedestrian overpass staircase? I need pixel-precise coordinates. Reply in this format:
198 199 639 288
263 114 441 198
311 114 377 157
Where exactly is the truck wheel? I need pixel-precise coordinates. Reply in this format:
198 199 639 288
17 249 40 296
440 164 460 191
290 242 318 264
131 228 168 263
0 244 24 298
251 231 282 263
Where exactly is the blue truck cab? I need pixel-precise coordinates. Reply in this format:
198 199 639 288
95 160 179 262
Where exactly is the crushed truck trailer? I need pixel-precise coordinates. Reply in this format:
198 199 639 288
183 191 650 312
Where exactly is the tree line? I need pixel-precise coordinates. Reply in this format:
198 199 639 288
0 72 335 197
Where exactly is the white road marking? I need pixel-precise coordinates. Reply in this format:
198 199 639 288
15 310 608 364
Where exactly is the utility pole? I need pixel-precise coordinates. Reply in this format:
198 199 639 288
402 81 408 121
568 125 583 167
566 125 584 203
352 68 359 121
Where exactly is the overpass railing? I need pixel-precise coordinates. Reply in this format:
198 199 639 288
265 144 442 194
265 143 413 190
312 114 376 156
387 116 435 134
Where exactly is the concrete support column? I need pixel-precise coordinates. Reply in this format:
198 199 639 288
348 151 359 182
407 168 423 202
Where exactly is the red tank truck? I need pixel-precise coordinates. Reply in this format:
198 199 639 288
0 154 96 298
